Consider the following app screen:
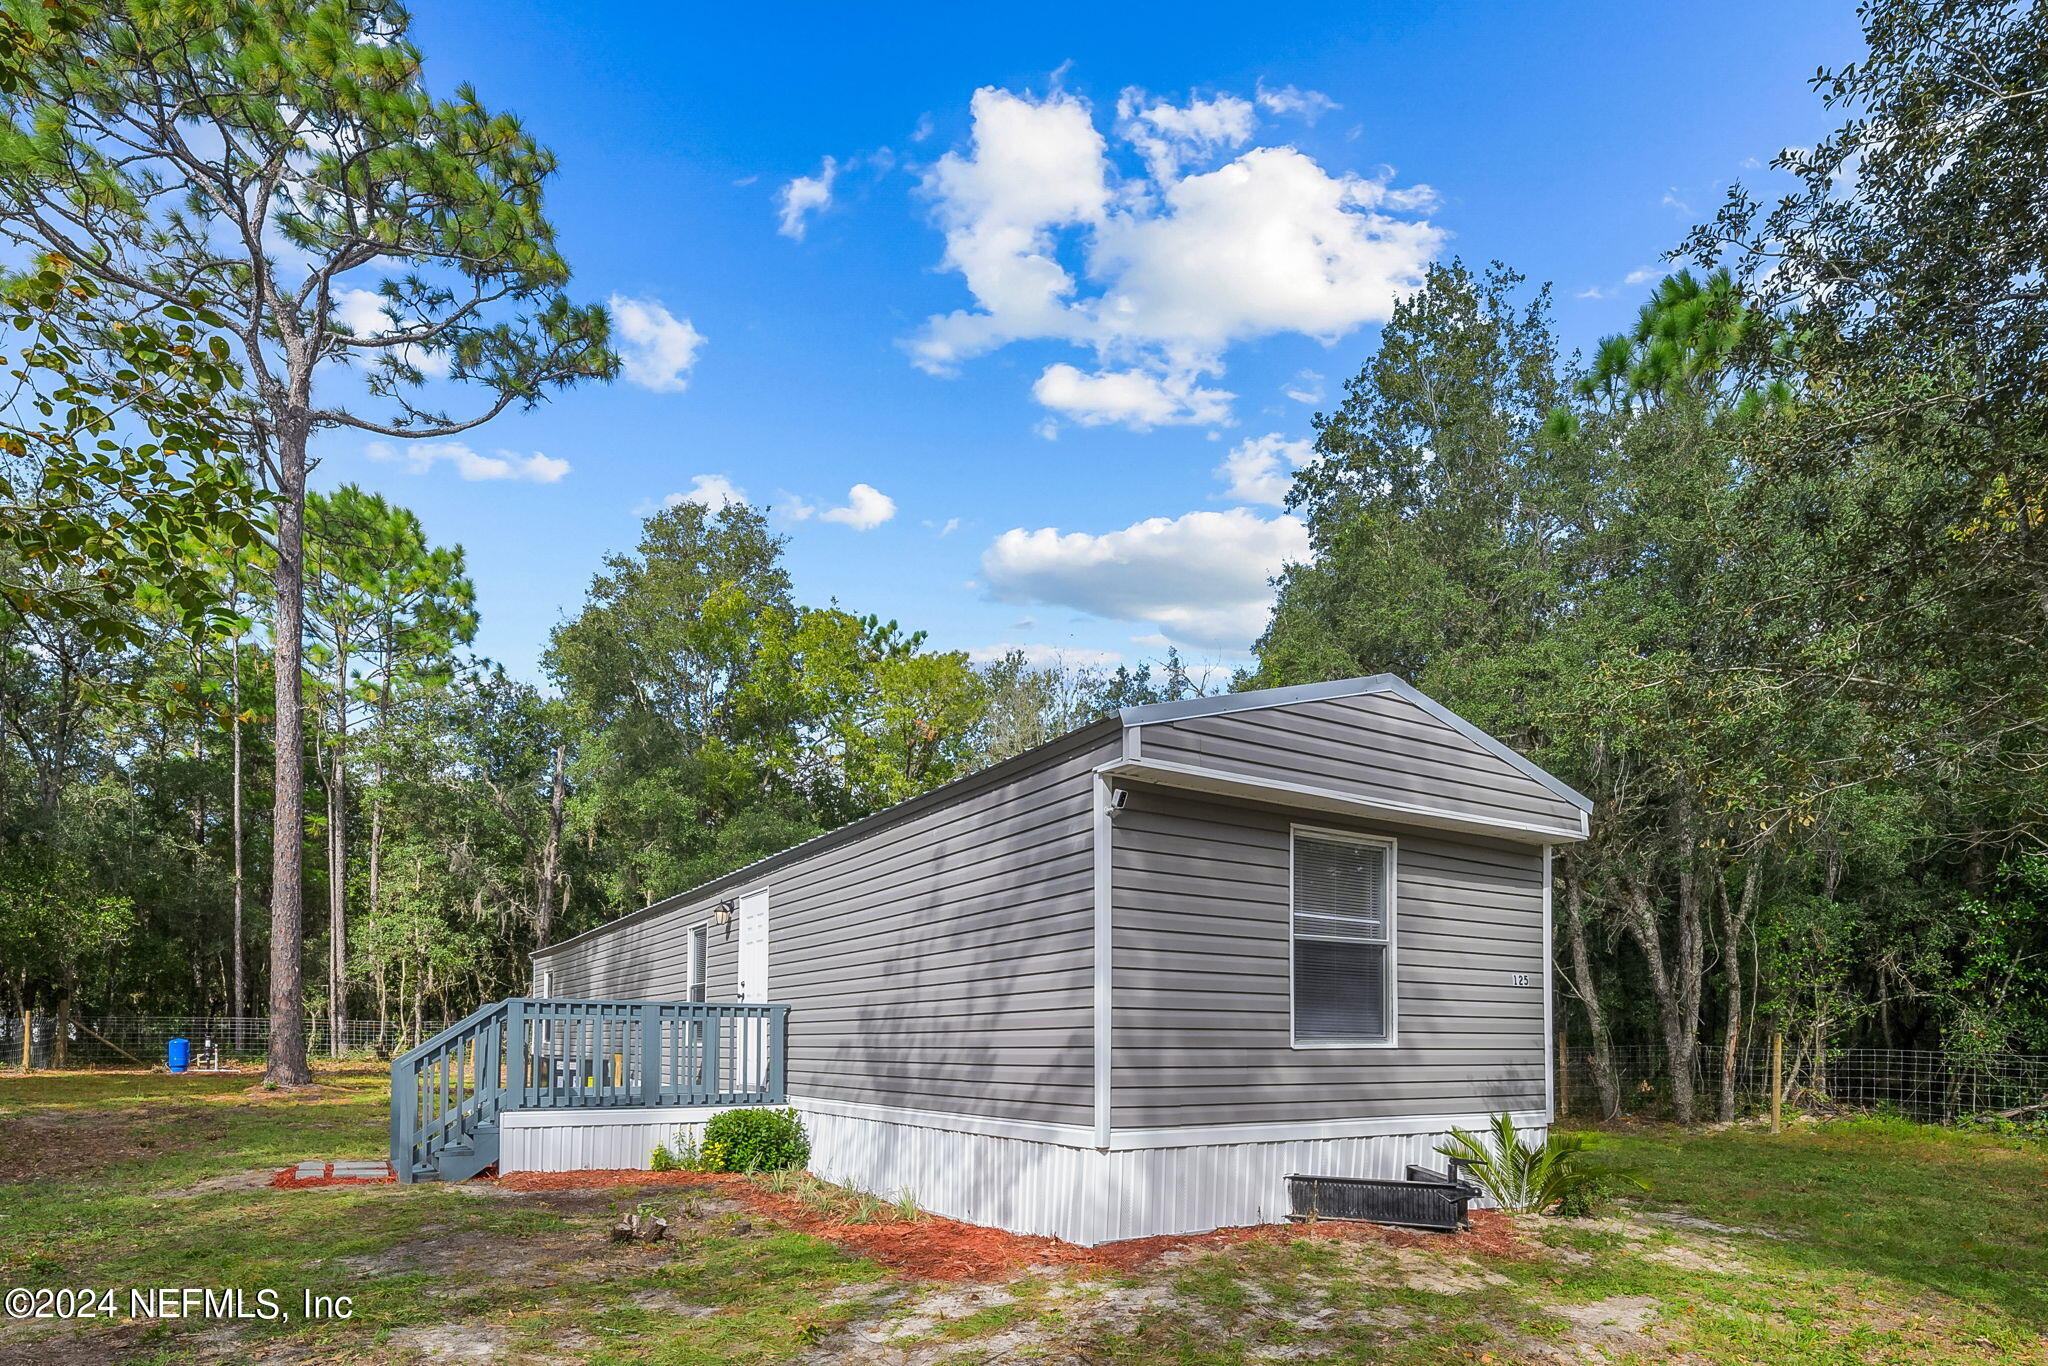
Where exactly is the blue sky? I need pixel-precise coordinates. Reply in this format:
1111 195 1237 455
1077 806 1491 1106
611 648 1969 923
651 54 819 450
309 0 1864 685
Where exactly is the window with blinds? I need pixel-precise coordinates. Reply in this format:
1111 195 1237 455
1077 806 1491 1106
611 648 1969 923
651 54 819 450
688 925 708 1002
1292 831 1394 1042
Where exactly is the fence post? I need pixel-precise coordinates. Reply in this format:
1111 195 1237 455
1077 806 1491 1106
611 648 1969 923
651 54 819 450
1770 1031 1784 1134
18 1010 29 1071
1556 1029 1569 1118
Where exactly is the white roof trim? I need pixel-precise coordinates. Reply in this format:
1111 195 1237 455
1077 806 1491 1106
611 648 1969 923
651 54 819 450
1101 756 1589 844
1120 674 1593 814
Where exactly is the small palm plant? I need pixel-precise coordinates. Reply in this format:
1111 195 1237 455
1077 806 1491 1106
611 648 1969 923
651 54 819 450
1435 1113 1643 1215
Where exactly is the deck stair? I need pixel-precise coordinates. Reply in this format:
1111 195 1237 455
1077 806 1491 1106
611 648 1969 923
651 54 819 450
391 997 787 1184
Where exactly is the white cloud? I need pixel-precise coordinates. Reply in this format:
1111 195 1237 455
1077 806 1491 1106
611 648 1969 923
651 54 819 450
1624 266 1660 286
367 440 569 483
1283 369 1325 404
1255 83 1340 122
912 87 1111 373
905 85 1443 430
1116 89 1255 179
776 156 838 240
926 517 962 536
1033 363 1232 430
332 287 451 378
608 294 706 393
819 482 897 530
980 507 1308 650
1576 285 1613 300
1216 433 1315 506
665 474 748 511
967 642 1125 668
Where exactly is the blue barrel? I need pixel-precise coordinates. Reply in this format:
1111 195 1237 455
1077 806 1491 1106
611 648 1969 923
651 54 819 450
166 1037 190 1074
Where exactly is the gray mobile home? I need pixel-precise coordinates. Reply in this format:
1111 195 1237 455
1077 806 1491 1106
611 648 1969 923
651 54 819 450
391 675 1588 1244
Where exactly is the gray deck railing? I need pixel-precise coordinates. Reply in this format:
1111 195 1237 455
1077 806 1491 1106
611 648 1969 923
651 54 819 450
390 997 788 1182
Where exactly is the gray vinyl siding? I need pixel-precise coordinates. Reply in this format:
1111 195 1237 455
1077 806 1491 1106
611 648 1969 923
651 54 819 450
534 889 737 1001
1136 691 1583 839
534 728 1116 1127
1109 787 1547 1129
767 735 1109 1124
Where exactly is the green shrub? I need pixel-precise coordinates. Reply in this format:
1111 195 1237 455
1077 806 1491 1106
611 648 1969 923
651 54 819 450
700 1106 810 1173
649 1142 678 1172
1436 1113 1645 1216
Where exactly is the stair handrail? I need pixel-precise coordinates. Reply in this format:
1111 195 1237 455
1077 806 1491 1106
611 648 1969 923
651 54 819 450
391 999 511 1073
390 999 511 1183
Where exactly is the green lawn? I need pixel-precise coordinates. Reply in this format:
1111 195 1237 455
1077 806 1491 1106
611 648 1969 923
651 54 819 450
0 1070 2043 1364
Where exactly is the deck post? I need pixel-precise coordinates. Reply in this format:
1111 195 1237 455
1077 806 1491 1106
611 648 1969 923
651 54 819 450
506 1000 529 1110
767 1006 788 1102
641 1006 663 1105
390 1053 414 1182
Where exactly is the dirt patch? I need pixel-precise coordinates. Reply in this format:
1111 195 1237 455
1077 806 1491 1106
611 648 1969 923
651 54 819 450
1368 1244 1512 1294
383 1323 586 1363
1547 1293 1663 1334
1638 1208 1780 1238
333 1223 594 1287
492 1170 1536 1281
1644 1240 1746 1274
626 1288 718 1317
160 1167 278 1198
0 1104 223 1183
0 1318 161 1366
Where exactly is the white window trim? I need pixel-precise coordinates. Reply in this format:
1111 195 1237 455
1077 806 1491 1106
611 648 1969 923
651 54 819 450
685 921 711 1002
1288 822 1400 1050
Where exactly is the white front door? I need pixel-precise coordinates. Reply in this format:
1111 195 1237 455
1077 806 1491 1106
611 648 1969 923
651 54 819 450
735 890 771 1002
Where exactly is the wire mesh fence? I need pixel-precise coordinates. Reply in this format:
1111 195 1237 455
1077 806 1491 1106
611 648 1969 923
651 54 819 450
1559 1039 2048 1125
0 1013 456 1072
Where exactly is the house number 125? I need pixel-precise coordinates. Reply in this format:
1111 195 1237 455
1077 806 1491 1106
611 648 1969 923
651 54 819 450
1511 973 1533 987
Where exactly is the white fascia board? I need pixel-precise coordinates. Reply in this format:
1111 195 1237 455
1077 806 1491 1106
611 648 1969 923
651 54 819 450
1119 674 1594 816
1102 757 1588 845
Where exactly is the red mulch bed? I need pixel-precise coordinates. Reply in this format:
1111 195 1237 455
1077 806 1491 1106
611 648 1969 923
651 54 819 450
270 1162 397 1189
491 1168 1531 1280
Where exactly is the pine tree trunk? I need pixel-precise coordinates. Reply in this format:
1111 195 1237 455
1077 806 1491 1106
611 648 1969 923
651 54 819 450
369 639 391 921
265 418 313 1088
230 590 246 1028
329 648 348 1059
536 742 566 950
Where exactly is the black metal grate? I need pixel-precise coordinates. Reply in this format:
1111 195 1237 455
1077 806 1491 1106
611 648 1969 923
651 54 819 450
1287 1173 1476 1233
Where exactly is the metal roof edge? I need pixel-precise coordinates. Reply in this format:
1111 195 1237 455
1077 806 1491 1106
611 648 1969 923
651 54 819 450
1120 674 1594 815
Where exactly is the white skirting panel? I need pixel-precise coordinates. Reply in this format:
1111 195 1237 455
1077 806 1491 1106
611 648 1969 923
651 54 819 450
800 1104 1107 1241
501 1105 737 1172
801 1104 1541 1245
499 1100 1544 1245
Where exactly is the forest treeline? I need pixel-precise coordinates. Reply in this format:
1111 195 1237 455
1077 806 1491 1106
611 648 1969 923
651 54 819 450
1253 2 2048 1118
3 0 2046 1111
0 486 1194 1039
